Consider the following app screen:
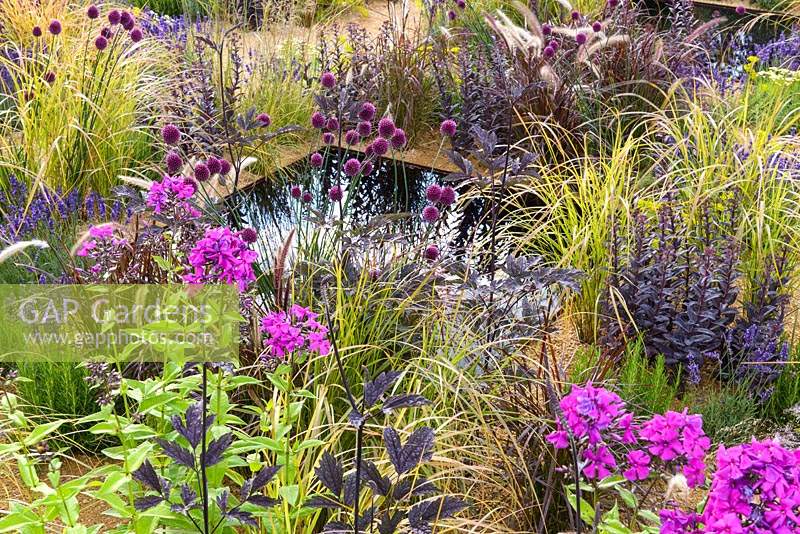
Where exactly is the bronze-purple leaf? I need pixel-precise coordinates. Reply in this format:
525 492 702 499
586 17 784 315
315 451 343 496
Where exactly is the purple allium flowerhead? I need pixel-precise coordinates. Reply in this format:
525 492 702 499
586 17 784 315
194 162 210 182
377 117 396 138
311 111 326 129
440 119 457 137
550 39 559 51
735 4 745 14
391 128 407 149
361 161 374 176
310 152 324 167
542 23 552 35
325 117 339 131
161 124 181 145
447 9 457 20
371 137 389 156
422 204 440 223
32 26 42 37
219 158 231 175
130 28 143 42
165 151 182 174
571 10 580 20
576 32 587 45
426 184 443 202
608 0 619 7
206 156 222 175
322 132 335 145
94 35 108 50
364 144 374 157
357 120 372 137
87 5 100 19
328 185 343 202
424 244 440 261
240 228 258 243
592 21 602 32
456 0 466 8
344 129 360 146
120 11 134 31
320 71 336 89
439 185 456 205
48 19 62 35
358 102 376 121
543 46 555 58
301 191 313 203
290 185 302 199
101 27 112 39
343 158 361 177
256 113 272 127
44 71 56 84
108 9 121 25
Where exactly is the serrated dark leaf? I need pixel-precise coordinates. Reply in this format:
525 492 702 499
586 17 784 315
202 433 233 467
363 371 402 408
342 473 358 507
383 426 435 475
315 452 343 496
249 465 281 493
393 476 437 500
134 495 164 511
409 496 468 527
155 438 195 469
172 402 204 448
180 484 197 506
227 509 257 526
378 510 404 534
216 489 229 512
360 460 391 496
132 460 162 493
305 495 343 509
246 494 281 508
322 521 352 533
381 394 430 413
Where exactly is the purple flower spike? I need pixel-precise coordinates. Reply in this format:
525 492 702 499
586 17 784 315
424 244 440 261
439 186 456 205
48 19 62 35
87 5 100 19
206 156 222 175
378 117 396 138
290 185 302 199
426 184 442 202
371 137 389 156
94 35 108 50
320 71 336 89
322 132 335 145
32 26 42 37
108 9 121 25
310 152 324 167
311 111 326 129
391 128 407 149
130 27 142 42
328 185 343 202
343 158 361 177
194 162 210 182
358 102 376 121
257 113 272 127
422 205 440 223
357 120 372 137
576 32 587 45
344 129 360 146
165 151 182 174
161 124 181 145
440 119 457 137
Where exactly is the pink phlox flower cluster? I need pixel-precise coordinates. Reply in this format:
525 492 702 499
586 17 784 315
546 382 636 480
76 224 128 276
640 409 710 487
259 304 330 359
183 227 258 291
146 174 199 219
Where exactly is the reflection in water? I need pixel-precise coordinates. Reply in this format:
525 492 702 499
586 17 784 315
226 148 485 261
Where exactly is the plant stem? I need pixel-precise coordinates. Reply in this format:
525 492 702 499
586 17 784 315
201 364 210 534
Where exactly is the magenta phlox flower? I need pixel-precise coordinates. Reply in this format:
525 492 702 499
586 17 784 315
259 305 330 359
182 227 258 291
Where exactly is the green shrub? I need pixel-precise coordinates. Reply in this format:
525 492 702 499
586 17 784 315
763 354 800 421
616 339 680 415
683 385 760 444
